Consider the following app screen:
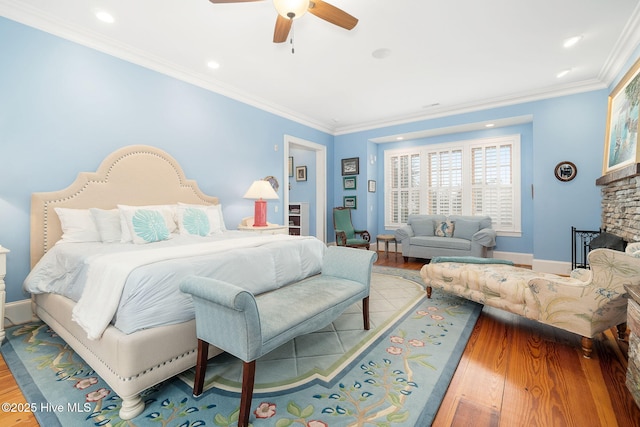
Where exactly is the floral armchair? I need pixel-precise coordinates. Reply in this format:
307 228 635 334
421 248 640 358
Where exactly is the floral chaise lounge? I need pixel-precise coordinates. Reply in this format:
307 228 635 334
420 247 640 358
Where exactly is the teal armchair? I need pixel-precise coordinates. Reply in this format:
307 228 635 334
333 207 371 249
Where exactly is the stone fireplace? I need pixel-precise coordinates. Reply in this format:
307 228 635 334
597 163 640 243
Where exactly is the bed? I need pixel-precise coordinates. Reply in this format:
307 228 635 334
25 145 325 420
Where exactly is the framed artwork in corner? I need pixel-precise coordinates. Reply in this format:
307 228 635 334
603 55 640 175
368 180 376 192
341 157 359 176
343 176 356 190
289 157 294 177
343 195 357 209
296 166 307 182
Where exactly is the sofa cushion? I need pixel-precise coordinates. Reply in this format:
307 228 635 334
435 220 455 237
453 219 480 240
410 236 471 250
449 215 492 230
411 218 434 236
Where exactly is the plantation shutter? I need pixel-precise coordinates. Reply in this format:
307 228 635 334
427 149 463 215
471 144 514 230
386 151 420 226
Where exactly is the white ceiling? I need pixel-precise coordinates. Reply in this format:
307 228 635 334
2 0 640 135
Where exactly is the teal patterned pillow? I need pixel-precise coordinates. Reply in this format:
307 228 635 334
182 207 210 236
132 209 170 243
177 204 223 236
435 220 455 237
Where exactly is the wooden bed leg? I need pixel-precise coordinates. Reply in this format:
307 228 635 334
403 256 408 263
119 394 145 420
427 286 432 299
193 339 209 397
581 336 593 359
617 322 627 340
238 360 256 427
362 296 370 330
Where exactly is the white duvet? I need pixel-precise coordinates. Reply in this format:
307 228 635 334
24 232 326 340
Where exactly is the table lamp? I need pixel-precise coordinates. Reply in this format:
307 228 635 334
243 180 279 227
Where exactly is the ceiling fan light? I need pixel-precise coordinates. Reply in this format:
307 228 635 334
273 0 310 19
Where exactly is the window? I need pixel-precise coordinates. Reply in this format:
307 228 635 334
384 135 521 235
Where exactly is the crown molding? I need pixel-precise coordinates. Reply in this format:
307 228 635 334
598 2 640 86
333 78 608 135
2 0 638 137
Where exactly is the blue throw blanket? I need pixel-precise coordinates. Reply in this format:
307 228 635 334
430 256 514 265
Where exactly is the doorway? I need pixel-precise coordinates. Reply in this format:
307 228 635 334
283 135 327 242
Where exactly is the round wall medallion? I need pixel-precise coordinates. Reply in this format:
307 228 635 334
554 161 577 182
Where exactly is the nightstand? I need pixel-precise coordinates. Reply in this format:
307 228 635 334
0 246 9 344
238 224 288 235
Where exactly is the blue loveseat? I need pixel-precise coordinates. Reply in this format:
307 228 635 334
395 214 496 262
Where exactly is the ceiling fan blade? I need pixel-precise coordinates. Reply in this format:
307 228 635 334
273 14 292 43
208 0 262 3
308 0 358 30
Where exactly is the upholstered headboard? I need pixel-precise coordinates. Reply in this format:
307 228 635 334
30 145 219 267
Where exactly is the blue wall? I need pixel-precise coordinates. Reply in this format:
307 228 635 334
335 90 609 263
2 15 639 304
0 17 332 303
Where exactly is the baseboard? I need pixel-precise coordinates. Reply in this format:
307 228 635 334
4 299 36 329
531 259 573 276
489 251 533 266
493 251 572 275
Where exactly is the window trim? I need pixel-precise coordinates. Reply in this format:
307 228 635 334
384 135 521 237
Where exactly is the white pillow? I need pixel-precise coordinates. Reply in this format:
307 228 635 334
54 208 100 243
176 205 222 236
178 203 226 232
118 205 177 244
90 208 122 243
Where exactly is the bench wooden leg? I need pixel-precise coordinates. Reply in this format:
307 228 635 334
362 296 370 330
193 339 209 396
239 360 256 427
426 286 432 299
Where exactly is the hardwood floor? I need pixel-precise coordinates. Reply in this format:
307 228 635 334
376 254 640 427
2 253 639 426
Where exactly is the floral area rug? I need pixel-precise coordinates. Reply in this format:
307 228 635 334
1 267 481 427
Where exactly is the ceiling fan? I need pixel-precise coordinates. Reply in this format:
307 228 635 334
209 0 358 43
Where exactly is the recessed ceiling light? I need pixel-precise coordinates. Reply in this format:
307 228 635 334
95 10 114 24
207 61 221 70
563 35 583 48
372 48 391 59
396 136 404 141
485 123 495 128
557 69 571 78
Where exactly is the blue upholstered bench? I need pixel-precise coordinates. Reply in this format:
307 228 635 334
179 245 377 427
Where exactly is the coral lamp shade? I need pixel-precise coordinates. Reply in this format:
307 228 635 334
243 180 279 227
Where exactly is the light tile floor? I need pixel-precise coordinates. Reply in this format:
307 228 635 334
182 272 425 393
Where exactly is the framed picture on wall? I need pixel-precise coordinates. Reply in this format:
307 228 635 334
603 55 640 174
343 176 356 190
368 180 376 192
341 157 359 175
296 166 307 181
343 195 357 209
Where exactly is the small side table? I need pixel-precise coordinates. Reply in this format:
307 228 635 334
238 223 288 235
376 234 397 258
